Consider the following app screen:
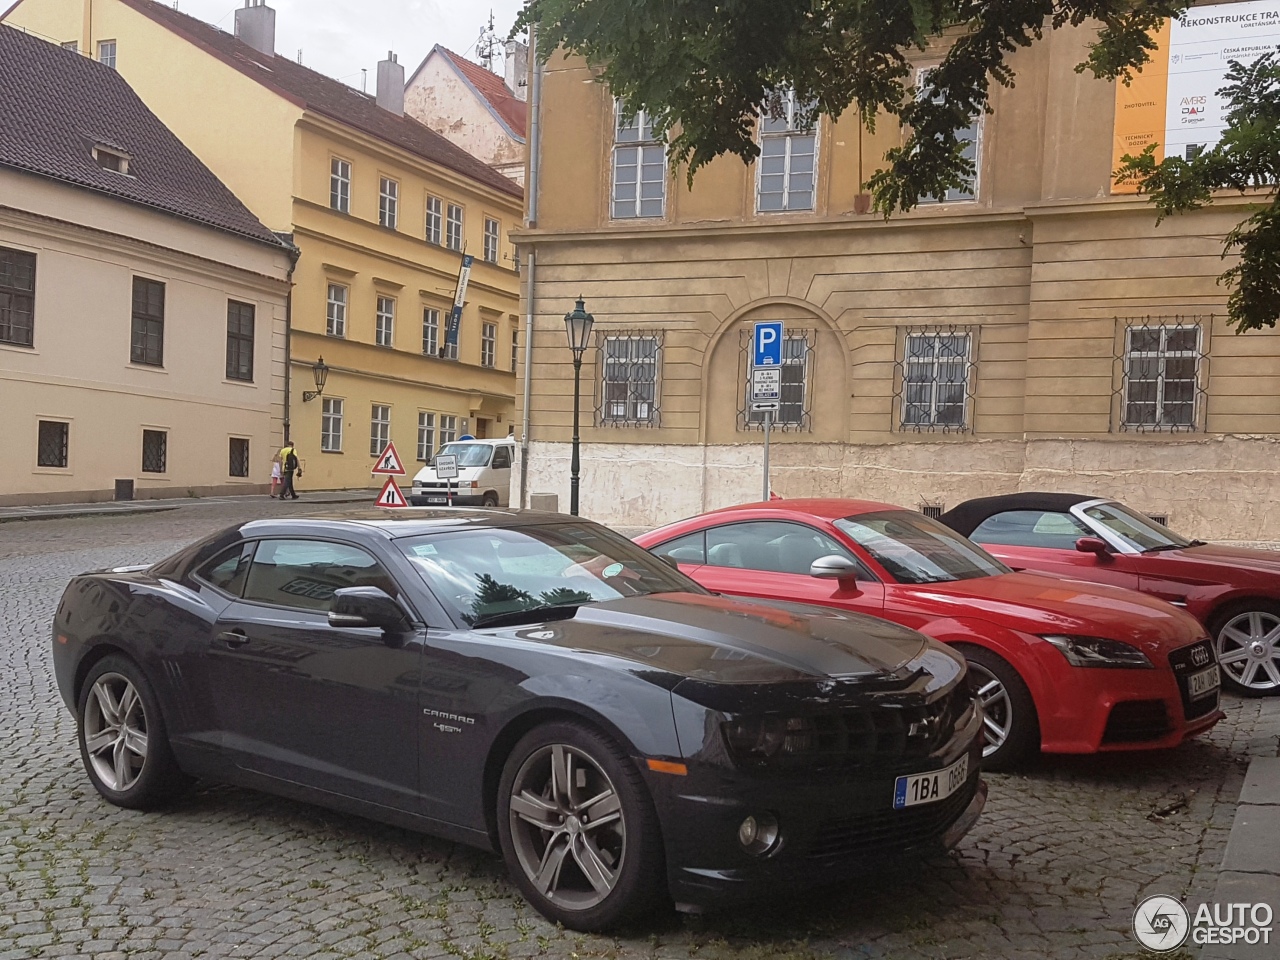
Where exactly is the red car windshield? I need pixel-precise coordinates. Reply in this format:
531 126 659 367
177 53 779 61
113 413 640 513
835 511 1010 584
1082 502 1192 552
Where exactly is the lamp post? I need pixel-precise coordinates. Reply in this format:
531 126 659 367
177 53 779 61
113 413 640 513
302 357 329 402
563 297 594 516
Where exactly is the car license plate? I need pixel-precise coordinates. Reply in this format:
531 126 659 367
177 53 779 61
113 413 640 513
894 754 969 810
1188 665 1220 699
426 496 447 505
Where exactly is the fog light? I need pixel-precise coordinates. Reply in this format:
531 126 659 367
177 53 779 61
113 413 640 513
737 813 780 856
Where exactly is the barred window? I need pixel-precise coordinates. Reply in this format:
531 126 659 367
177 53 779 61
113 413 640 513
439 415 458 446
321 397 343 452
0 246 36 347
225 300 254 381
422 308 440 356
370 404 391 457
916 69 981 203
130 278 164 366
229 437 250 478
483 218 500 263
37 420 68 468
599 335 660 426
379 177 398 229
326 284 347 337
757 90 817 213
1121 322 1205 430
376 297 395 348
739 329 812 430
612 104 665 219
426 196 442 244
446 204 463 251
481 322 496 367
330 158 351 213
141 429 167 473
900 330 974 430
417 412 436 462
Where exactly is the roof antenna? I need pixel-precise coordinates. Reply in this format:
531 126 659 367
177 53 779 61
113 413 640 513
361 68 367 92
297 48 303 64
477 10 498 71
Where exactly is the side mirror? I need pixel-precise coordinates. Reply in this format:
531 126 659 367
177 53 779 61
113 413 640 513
810 555 862 581
329 586 411 635
1075 537 1112 559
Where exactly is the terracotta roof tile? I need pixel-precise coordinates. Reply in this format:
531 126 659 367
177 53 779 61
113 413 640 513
438 47 527 141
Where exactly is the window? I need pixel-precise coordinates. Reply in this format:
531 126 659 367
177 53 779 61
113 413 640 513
376 297 395 348
650 530 707 566
130 278 164 366
426 196 442 244
242 539 393 612
742 332 811 429
97 40 116 69
379 177 398 229
511 329 519 372
37 420 68 468
481 322 496 367
901 331 973 429
492 446 512 469
612 105 665 219
1123 325 1201 429
93 145 130 175
417 412 436 462
197 545 252 597
446 204 463 251
601 335 660 425
969 510 1092 550
225 300 255 381
0 246 36 347
61 41 78 52
370 404 391 457
321 397 344 452
757 90 817 213
326 284 347 337
835 511 1008 584
422 307 439 356
141 429 167 473
229 438 250 478
439 415 458 446
704 521 858 575
330 158 351 213
443 334 458 362
916 70 981 203
483 218 500 263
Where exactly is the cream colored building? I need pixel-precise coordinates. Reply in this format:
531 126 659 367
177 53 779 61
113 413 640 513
0 26 291 505
516 27 1280 540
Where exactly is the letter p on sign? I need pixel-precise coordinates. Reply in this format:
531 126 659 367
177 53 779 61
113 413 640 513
753 321 783 367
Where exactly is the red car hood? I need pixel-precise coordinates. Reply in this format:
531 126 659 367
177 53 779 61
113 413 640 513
899 571 1205 652
1166 543 1280 576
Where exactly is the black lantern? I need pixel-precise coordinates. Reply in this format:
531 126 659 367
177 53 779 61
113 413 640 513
563 298 594 515
302 357 329 402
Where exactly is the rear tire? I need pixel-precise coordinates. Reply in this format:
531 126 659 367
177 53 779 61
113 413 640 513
1209 600 1280 697
960 646 1039 771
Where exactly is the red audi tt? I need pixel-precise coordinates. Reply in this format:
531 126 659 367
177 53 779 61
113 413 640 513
635 500 1223 769
938 493 1280 697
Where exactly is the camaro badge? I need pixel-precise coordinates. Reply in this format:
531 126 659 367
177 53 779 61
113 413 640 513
423 708 475 725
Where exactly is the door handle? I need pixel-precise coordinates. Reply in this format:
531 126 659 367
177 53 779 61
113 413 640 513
218 629 250 648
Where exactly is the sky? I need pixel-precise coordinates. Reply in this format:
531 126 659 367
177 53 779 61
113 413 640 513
174 0 528 87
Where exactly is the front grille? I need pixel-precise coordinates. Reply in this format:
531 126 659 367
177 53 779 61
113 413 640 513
1102 700 1170 743
1168 640 1220 720
807 773 978 861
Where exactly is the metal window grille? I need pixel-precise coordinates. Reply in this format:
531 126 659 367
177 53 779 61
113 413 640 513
141 430 167 473
422 308 439 356
379 178 398 229
229 437 250 478
37 420 68 468
370 404 391 457
612 104 666 219
326 284 346 337
97 40 116 68
130 278 164 366
738 328 813 431
426 196 442 244
321 397 343 452
376 297 395 347
330 158 350 212
595 332 662 426
417 412 436 462
916 69 981 203
225 300 254 381
481 322 496 367
439 415 458 446
757 90 817 213
1148 513 1169 526
0 246 36 347
919 502 945 520
446 204 463 251
1115 318 1209 432
483 218 500 262
896 325 978 433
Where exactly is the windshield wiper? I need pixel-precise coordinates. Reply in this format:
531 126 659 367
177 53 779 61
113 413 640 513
470 604 584 630
1142 543 1187 553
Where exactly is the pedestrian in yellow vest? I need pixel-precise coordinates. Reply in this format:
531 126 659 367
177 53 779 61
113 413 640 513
279 443 301 501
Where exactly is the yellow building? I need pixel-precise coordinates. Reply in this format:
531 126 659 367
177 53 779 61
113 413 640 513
4 0 524 491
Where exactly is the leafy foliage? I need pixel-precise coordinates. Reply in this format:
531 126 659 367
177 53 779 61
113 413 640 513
1116 51 1280 332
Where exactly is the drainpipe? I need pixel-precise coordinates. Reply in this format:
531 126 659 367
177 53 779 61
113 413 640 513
518 23 543 509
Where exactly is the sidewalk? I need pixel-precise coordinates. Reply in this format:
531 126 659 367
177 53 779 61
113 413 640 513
0 490 373 523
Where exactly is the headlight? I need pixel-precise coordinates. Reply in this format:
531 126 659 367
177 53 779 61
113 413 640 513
722 715 818 761
1042 634 1154 669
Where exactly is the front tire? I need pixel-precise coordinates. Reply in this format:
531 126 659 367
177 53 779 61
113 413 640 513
77 654 190 810
1211 601 1280 696
961 646 1039 771
496 721 665 931
482 494 500 507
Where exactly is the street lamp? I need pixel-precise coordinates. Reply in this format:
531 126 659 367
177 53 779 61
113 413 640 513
563 297 594 516
302 357 329 402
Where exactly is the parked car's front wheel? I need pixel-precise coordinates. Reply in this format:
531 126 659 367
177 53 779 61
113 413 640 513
496 720 665 931
959 646 1039 771
1211 601 1280 696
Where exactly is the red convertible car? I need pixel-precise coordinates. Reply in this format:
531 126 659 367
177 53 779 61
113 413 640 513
938 493 1280 696
635 500 1222 769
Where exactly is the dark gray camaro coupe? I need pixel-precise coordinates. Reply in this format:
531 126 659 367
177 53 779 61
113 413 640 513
52 509 986 930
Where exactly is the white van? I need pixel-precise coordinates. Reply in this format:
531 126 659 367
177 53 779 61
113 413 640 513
409 438 516 507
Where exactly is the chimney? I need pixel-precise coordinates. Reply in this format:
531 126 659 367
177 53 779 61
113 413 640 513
234 0 276 57
504 39 528 101
377 51 405 116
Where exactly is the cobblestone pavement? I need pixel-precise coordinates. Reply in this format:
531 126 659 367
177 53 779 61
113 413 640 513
2 502 1278 960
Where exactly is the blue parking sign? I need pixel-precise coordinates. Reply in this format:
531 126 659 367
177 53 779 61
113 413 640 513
753 321 783 367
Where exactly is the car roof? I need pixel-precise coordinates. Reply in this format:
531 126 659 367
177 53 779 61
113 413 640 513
702 498 907 521
937 492 1097 536
236 507 567 540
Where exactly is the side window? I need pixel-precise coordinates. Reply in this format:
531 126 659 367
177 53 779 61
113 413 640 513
706 521 856 575
491 446 512 469
970 510 1091 549
649 530 706 565
242 539 398 612
196 544 254 597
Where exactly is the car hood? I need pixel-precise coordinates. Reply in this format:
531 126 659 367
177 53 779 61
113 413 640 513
897 571 1203 650
494 592 937 685
1160 543 1280 577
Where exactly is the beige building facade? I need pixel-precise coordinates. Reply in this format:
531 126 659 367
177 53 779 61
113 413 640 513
517 26 1280 540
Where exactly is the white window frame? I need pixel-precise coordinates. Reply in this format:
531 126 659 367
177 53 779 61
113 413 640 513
901 331 974 429
611 103 666 219
1122 324 1202 429
97 40 117 68
326 283 347 338
915 68 982 204
416 412 436 462
755 89 818 213
370 404 391 458
439 415 458 446
446 204 464 251
511 328 519 372
426 196 442 244
330 158 351 213
379 177 398 229
422 307 440 356
375 296 395 348
321 397 344 452
483 218 500 263
601 335 661 425
481 322 496 368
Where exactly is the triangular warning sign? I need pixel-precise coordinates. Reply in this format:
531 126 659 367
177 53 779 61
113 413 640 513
375 476 409 508
371 440 406 476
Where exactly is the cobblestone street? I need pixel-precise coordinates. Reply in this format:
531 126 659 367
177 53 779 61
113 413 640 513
2 501 1278 960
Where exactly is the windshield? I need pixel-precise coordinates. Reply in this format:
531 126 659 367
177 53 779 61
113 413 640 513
398 522 702 626
835 511 1010 584
436 444 492 468
1082 501 1191 552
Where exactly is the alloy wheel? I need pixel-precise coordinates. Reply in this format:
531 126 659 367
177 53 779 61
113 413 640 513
969 662 1012 758
1216 610 1280 692
507 743 627 911
83 673 149 792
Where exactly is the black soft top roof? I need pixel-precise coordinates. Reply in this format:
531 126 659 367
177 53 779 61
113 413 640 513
938 493 1096 537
